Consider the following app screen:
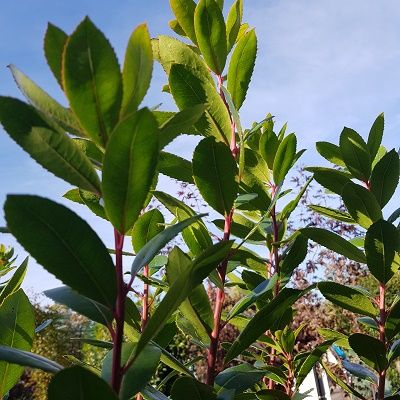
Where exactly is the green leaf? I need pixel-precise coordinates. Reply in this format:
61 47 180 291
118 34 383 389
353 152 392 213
370 149 399 207
348 333 387 371
342 182 382 229
0 346 62 374
226 0 243 52
102 108 159 233
79 189 107 220
215 364 265 394
0 97 101 194
159 104 205 148
44 23 68 88
365 219 399 283
136 240 233 358
72 138 104 168
388 339 400 364
131 214 206 277
280 234 308 276
169 19 187 36
301 227 366 263
169 63 231 145
159 152 194 184
44 286 113 327
385 299 400 340
167 247 213 344
171 377 217 400
227 29 257 110
48 366 118 399
256 390 291 400
132 209 165 253
259 127 278 170
317 282 377 318
63 17 122 146
142 386 170 400
339 127 371 181
308 205 355 223
153 191 212 255
0 257 28 304
170 0 198 45
273 133 297 184
367 113 384 160
213 215 266 242
318 329 350 349
225 288 306 363
194 0 227 74
0 290 35 396
342 360 377 384
193 137 238 216
316 141 346 167
9 65 83 136
121 24 153 117
306 167 351 195
5 195 117 307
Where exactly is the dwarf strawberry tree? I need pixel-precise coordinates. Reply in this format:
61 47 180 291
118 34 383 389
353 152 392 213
0 0 398 399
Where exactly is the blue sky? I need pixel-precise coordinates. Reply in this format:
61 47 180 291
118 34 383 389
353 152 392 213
0 0 399 293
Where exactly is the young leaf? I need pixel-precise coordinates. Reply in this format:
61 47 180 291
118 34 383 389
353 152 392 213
301 227 366 263
365 219 399 284
367 113 384 160
306 167 351 195
9 65 83 136
0 290 35 396
227 29 257 110
339 127 371 181
193 137 238 216
5 195 117 308
171 377 217 400
132 209 165 253
158 152 194 184
273 133 297 184
317 282 377 318
169 0 198 45
348 333 387 372
169 19 187 36
259 128 279 170
0 257 28 305
44 23 68 88
121 24 153 117
226 0 243 52
63 17 122 146
0 97 101 194
131 214 207 277
194 0 227 74
102 108 159 233
370 149 399 207
169 64 231 145
48 366 118 399
316 141 346 167
342 182 382 229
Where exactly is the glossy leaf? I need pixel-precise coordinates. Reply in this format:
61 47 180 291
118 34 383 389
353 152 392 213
273 133 297 184
216 364 265 394
281 234 308 276
365 219 399 283
317 282 377 318
131 214 206 277
169 63 231 145
48 366 118 399
226 0 243 52
348 333 387 371
44 286 113 327
9 65 83 136
0 257 28 304
0 290 35 396
121 24 153 117
386 299 400 340
227 29 257 110
259 128 279 170
5 195 117 307
132 209 164 253
0 97 101 194
342 182 382 229
170 0 197 44
301 227 366 263
194 0 227 74
342 360 377 384
306 167 351 195
316 141 345 167
308 205 354 223
102 108 159 233
159 152 194 184
44 23 68 88
339 127 371 181
367 113 384 160
171 377 217 399
63 17 122 146
193 137 238 216
388 339 400 363
370 149 399 207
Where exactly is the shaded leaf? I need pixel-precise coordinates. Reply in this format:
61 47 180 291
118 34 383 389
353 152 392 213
306 167 351 196
316 141 346 167
273 133 297 184
159 152 194 184
171 376 217 400
367 113 384 160
132 209 165 253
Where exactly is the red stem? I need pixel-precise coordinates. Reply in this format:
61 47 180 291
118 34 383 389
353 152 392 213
377 282 387 399
111 229 126 394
